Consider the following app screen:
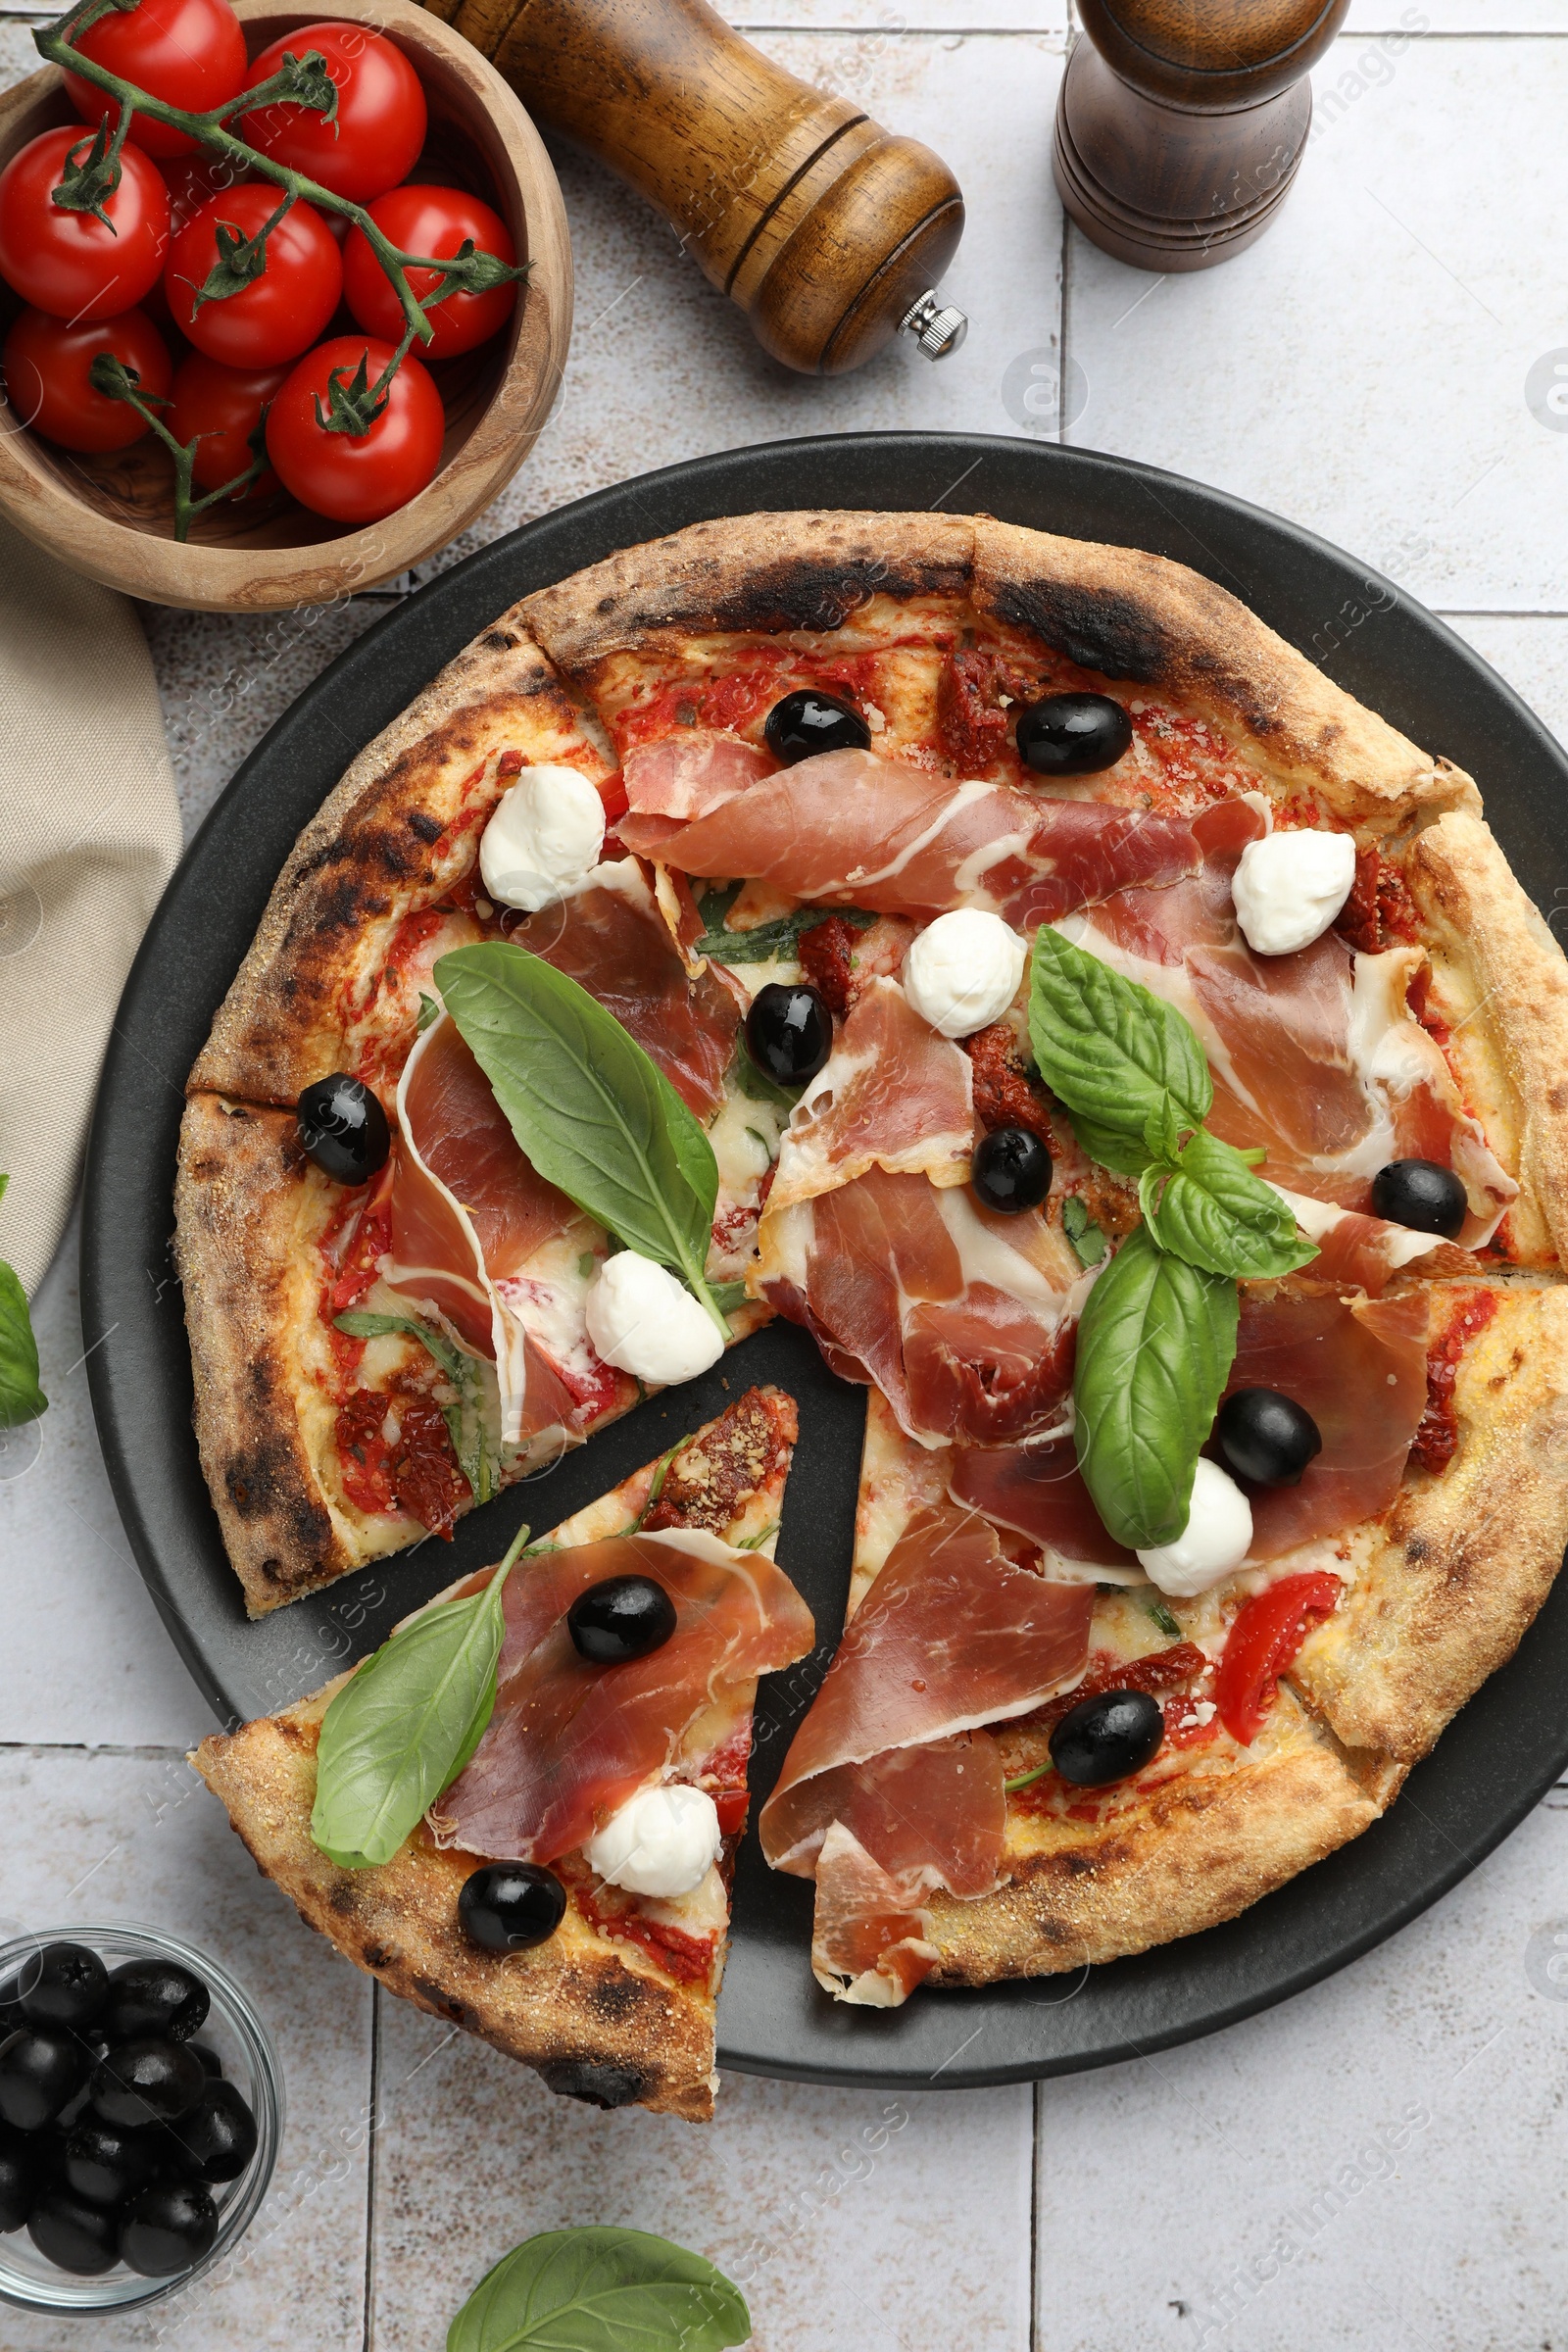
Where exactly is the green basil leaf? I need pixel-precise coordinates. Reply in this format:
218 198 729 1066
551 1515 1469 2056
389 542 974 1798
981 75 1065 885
1061 1195 1107 1268
416 991 441 1034
1138 1129 1319 1281
708 1279 750 1315
435 944 722 1327
447 2227 750 2352
1029 926 1212 1145
1072 1227 1238 1550
694 903 875 965
1065 1109 1153 1181
334 1309 497 1503
730 1043 800 1113
0 1259 45 1431
1145 1594 1183 1641
311 1531 526 1870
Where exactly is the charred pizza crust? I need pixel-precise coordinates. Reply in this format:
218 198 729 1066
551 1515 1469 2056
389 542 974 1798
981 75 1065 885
193 1389 797 2122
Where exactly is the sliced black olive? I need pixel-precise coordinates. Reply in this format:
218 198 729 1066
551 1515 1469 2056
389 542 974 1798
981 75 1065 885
1370 1157 1467 1240
1015 692 1133 779
1216 1388 1323 1487
0 2027 88 2132
120 2179 219 2277
28 2185 121 2276
972 1126 1052 1214
160 2081 258 2184
1049 1689 1164 1788
19 1941 107 2034
62 2114 162 2209
459 1863 567 1954
90 2037 205 2130
745 981 832 1087
763 689 870 765
296 1071 390 1185
0 2123 37 2232
567 1573 677 1664
102 1956 210 2046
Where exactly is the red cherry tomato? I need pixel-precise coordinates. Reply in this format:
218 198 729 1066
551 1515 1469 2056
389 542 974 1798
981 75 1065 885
62 0 247 161
2 304 172 453
169 350 288 493
0 126 170 321
343 183 516 360
165 182 342 366
267 335 443 523
1213 1571 1342 1746
240 24 426 203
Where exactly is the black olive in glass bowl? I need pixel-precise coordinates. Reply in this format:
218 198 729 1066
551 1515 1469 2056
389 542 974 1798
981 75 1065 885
90 2037 205 2131
187 2041 224 2080
160 2081 258 2185
1049 1689 1165 1788
1370 1157 1467 1240
119 2180 220 2278
763 689 870 765
102 1955 210 2046
295 1072 390 1185
27 2187 121 2277
0 2028 87 2132
746 982 832 1088
459 1863 567 1955
972 1126 1053 1214
1216 1388 1323 1488
0 2124 37 2232
18 1942 107 2034
61 2115 162 2210
567 1574 678 1665
1015 692 1133 779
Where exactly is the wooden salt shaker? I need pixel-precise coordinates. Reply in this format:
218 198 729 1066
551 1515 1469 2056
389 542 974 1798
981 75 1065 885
1054 0 1351 272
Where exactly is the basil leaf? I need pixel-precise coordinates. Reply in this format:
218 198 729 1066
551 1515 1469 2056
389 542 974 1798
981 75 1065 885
311 1530 527 1870
1061 1195 1106 1268
730 1043 800 1113
1145 1595 1183 1640
1065 1109 1152 1181
435 944 723 1329
447 2227 749 2352
708 1280 750 1315
1072 1227 1238 1550
416 991 441 1034
0 1264 45 1431
1138 1129 1318 1281
1029 926 1212 1145
334 1309 497 1504
694 903 875 964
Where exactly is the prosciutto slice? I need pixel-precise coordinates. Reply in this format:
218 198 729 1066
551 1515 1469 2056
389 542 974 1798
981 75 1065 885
760 1502 1092 2003
758 1168 1087 1447
769 979 978 1212
618 747 1255 925
440 1528 815 1862
949 1440 1139 1571
622 729 774 822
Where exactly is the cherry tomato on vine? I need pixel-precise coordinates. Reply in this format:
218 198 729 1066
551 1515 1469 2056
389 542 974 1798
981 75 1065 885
343 183 516 360
240 24 426 202
0 126 171 321
2 304 172 453
62 0 248 161
267 335 444 523
169 350 287 493
165 182 342 366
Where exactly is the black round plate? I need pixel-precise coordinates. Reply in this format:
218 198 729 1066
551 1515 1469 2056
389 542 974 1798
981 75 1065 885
83 432 1568 2091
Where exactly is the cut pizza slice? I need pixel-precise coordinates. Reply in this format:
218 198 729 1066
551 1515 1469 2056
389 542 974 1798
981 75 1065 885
193 1387 811 2120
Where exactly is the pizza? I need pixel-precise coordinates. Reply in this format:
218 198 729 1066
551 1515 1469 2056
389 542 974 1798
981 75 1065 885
181 509 1568 2076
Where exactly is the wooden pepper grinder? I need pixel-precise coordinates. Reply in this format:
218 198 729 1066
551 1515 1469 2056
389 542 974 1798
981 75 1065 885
421 0 967 373
1054 0 1351 272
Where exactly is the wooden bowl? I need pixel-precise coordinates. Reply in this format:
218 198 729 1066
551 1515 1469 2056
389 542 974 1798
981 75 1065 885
0 0 571 610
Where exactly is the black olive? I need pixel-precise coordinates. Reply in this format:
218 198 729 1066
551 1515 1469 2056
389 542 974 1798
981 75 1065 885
0 2124 37 2232
1015 692 1133 779
459 1863 567 1954
90 2037 205 2130
1216 1388 1323 1487
1049 1689 1165 1788
62 2114 162 2209
160 2081 258 2184
19 1941 108 2034
972 1126 1053 1214
0 2027 88 2132
28 2184 121 2276
102 1956 211 2046
745 982 832 1087
296 1071 390 1185
567 1573 678 1664
763 689 870 765
188 2041 224 2080
0 1975 25 2034
1370 1157 1467 1240
120 2179 219 2277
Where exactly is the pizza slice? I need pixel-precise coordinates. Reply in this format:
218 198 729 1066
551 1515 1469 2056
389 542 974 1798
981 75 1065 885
193 1387 810 2119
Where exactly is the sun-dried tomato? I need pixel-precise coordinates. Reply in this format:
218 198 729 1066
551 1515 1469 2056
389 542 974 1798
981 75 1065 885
962 1021 1054 1142
1411 1289 1498 1474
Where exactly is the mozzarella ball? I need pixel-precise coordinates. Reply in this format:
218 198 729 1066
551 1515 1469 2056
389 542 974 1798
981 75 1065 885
1231 829 1357 956
478 763 606 912
585 1784 723 1898
903 909 1028 1038
585 1251 725 1386
1136 1457 1254 1596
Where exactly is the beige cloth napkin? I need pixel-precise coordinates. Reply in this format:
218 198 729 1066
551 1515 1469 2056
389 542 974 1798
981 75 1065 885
0 518 181 1298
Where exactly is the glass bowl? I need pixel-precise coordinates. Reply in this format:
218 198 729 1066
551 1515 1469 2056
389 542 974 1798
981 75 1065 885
0 1923 283 2315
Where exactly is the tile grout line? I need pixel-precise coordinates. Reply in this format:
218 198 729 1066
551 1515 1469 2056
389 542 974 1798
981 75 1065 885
362 1982 382 2352
1029 2079 1043 2351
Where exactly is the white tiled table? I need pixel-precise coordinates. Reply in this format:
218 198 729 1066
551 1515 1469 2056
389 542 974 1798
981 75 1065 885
5 4 1568 2344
